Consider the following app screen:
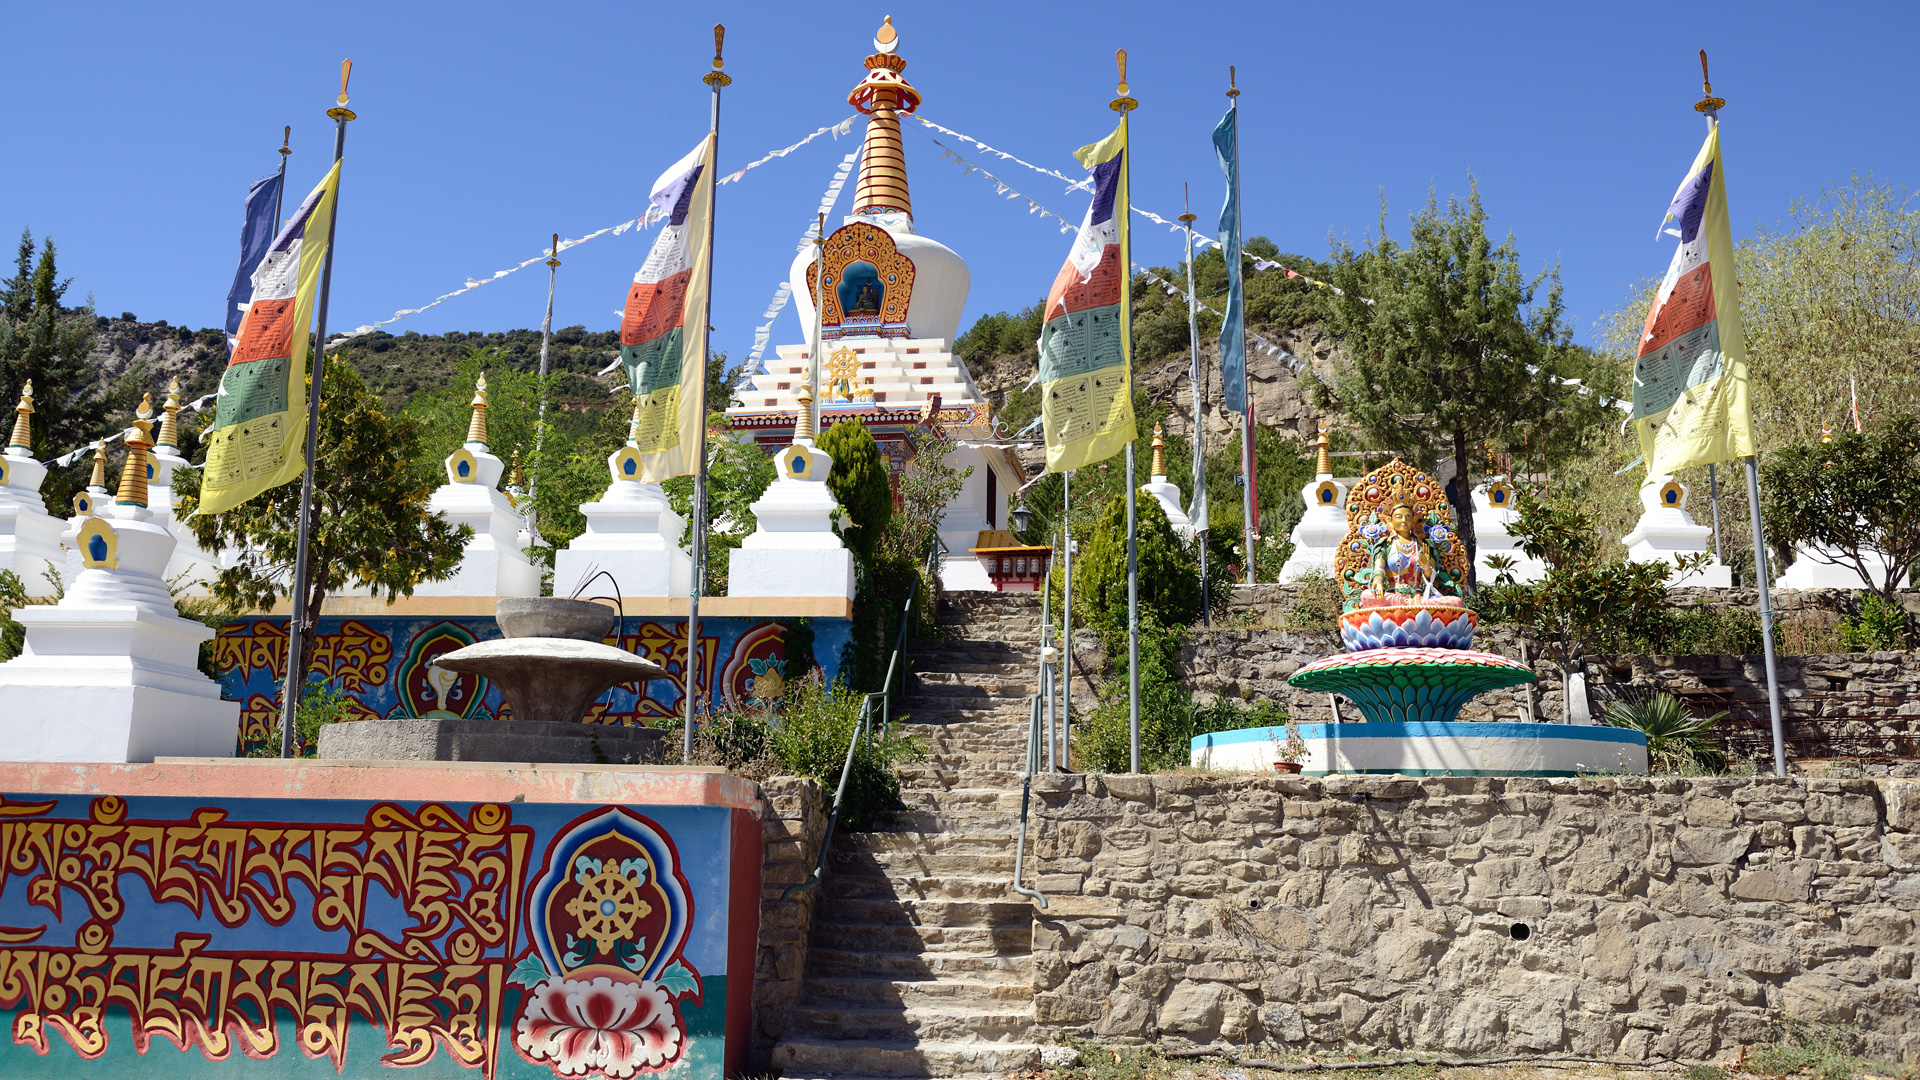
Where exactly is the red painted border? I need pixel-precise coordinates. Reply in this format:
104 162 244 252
725 805 763 1075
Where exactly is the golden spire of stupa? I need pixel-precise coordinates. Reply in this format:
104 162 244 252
1316 421 1332 477
7 381 33 452
115 396 156 507
848 16 921 220
465 373 489 448
795 383 816 442
1150 424 1166 477
509 448 524 490
1820 421 1834 444
156 377 183 451
87 441 109 492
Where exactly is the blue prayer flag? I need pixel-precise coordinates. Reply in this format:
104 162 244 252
1213 107 1247 415
224 174 283 357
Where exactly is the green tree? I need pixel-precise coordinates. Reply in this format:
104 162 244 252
1322 183 1604 588
818 416 892 558
0 230 104 481
1072 493 1201 639
1762 415 1920 605
176 359 472 686
664 418 776 596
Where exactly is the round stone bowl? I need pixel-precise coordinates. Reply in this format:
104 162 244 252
1339 602 1477 653
495 597 617 642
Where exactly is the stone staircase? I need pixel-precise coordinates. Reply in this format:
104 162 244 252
772 592 1045 1079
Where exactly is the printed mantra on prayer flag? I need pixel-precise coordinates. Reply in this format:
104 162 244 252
1631 123 1755 474
620 135 715 482
1039 122 1134 474
201 162 339 515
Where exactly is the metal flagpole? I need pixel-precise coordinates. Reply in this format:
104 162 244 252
1228 71 1255 585
533 233 561 506
683 26 731 765
1695 51 1785 776
278 60 355 758
1061 468 1073 768
1112 51 1141 773
1708 463 1722 561
809 212 827 438
274 126 290 231
1181 187 1207 626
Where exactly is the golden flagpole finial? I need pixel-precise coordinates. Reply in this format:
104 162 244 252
1179 181 1196 225
1694 49 1725 113
8 381 34 452
157 377 183 450
547 232 561 268
116 410 156 508
280 125 291 157
465 373 490 448
1111 49 1136 113
1227 64 1240 99
704 24 733 86
329 59 358 121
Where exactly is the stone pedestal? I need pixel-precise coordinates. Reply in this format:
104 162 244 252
1622 475 1731 588
729 440 855 600
1278 473 1349 583
1471 480 1545 584
415 440 541 597
0 446 64 597
554 453 693 599
317 718 666 764
1777 544 1910 590
0 503 237 761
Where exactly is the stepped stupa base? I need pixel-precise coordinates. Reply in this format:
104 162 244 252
317 718 667 765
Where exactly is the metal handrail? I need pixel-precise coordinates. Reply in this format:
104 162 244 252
1009 692 1049 907
780 536 942 901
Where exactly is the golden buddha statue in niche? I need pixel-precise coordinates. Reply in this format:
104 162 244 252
1333 459 1467 612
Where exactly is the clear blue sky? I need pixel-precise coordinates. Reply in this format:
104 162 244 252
3 1 1913 359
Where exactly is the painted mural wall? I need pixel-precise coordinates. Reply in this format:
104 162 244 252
0 790 759 1077
215 616 851 753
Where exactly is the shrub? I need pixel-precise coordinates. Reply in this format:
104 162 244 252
1283 569 1343 633
1074 493 1201 639
243 679 359 758
1073 617 1287 773
818 416 892 558
1839 593 1908 652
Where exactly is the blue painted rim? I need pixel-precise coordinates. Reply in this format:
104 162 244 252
1192 722 1647 749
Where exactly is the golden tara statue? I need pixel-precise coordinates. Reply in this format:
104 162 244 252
1332 459 1467 611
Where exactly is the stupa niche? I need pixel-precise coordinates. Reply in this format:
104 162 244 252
0 382 66 596
727 18 1023 590
0 406 238 761
414 373 542 598
553 395 694 598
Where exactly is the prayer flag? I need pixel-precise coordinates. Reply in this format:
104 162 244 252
224 173 283 356
1632 124 1755 475
620 134 715 482
1038 122 1133 474
1213 107 1247 415
199 162 339 516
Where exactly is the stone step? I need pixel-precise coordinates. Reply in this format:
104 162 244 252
897 788 1024 812
897 765 1025 789
783 1001 1035 1043
868 812 1019 834
772 1037 1041 1079
809 920 1032 955
835 830 1017 855
811 898 1034 930
824 873 1023 903
802 974 1034 1007
829 850 1020 876
910 672 1038 692
806 947 1031 979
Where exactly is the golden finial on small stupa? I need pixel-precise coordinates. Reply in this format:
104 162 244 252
115 408 156 508
509 448 525 490
1820 421 1834 444
87 440 109 492
465 372 490 448
1316 421 1332 477
1150 424 1166 477
156 377 183 450
7 380 33 452
794 383 816 442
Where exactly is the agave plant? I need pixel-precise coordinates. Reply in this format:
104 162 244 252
1600 691 1728 774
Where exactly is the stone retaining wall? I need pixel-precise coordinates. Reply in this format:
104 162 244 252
1026 773 1920 1062
755 776 827 1065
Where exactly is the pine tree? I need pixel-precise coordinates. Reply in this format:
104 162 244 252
0 230 104 470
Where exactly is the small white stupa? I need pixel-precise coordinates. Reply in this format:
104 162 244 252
0 408 238 761
1471 477 1544 584
1777 425 1907 590
60 439 115 587
1621 474 1732 587
1139 425 1193 539
0 383 66 597
554 394 694 598
146 380 221 595
1277 423 1349 583
729 385 855 600
414 373 542 598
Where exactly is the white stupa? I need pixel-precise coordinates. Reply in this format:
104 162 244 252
1277 424 1348 583
0 383 66 597
554 395 694 598
59 439 115 588
725 17 1024 592
1471 477 1544 584
0 409 238 760
1139 425 1193 538
729 385 855 600
145 380 222 595
413 373 542 598
1776 426 1907 590
1621 474 1732 587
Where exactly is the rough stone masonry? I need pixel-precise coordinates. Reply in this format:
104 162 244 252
1026 774 1920 1062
